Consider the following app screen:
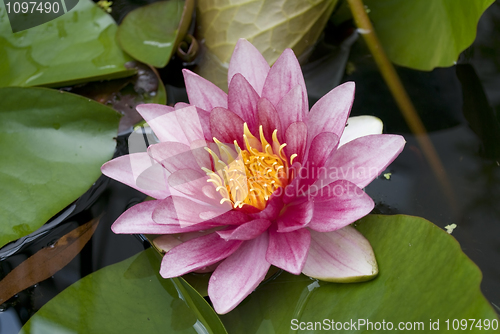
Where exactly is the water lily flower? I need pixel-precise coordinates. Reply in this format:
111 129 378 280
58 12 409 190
102 39 405 314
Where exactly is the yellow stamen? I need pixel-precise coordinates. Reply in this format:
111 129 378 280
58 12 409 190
202 123 297 210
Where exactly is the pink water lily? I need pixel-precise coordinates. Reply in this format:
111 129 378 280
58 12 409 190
102 39 405 314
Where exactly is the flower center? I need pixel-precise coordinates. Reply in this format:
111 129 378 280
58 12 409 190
202 123 297 210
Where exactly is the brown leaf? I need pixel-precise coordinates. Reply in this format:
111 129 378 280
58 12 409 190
0 217 100 303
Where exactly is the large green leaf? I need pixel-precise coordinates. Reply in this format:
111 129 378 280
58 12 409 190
221 215 499 333
117 0 194 68
0 0 135 88
0 87 120 248
363 0 495 70
195 0 338 89
20 249 228 334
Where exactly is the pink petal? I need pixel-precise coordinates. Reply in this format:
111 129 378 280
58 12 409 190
217 219 271 240
228 38 270 95
307 180 374 232
284 122 307 164
174 103 213 141
101 153 170 199
136 104 188 144
208 232 270 314
339 116 383 147
302 226 378 282
152 196 247 228
210 107 245 148
323 134 406 188
257 98 282 143
276 85 307 131
266 226 310 275
111 200 174 234
160 233 242 277
148 141 210 173
228 73 259 134
183 69 228 111
262 49 308 113
276 200 313 232
306 82 355 143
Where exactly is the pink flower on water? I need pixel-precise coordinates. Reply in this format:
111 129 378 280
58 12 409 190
102 39 405 314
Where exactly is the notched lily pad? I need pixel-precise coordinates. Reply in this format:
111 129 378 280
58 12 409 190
0 87 119 249
20 249 228 334
0 0 135 88
220 215 499 333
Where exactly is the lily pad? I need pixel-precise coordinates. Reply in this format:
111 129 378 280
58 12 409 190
0 87 120 249
117 0 194 68
220 215 499 333
20 248 228 334
0 0 135 88
195 0 338 89
363 0 495 70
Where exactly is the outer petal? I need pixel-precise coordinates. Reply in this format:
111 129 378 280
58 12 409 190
228 73 259 133
322 134 406 188
208 232 270 314
228 38 270 95
136 104 188 144
111 200 170 234
210 107 245 148
276 200 313 232
266 226 310 275
183 69 228 111
306 132 339 169
307 180 374 232
152 195 235 228
262 49 308 112
217 219 271 240
306 82 355 143
160 233 242 278
339 116 383 147
302 226 378 282
101 153 170 199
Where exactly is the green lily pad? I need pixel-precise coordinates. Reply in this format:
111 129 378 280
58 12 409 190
220 215 499 333
117 0 194 68
363 0 495 70
20 249 228 334
0 0 135 88
195 0 338 89
0 87 120 249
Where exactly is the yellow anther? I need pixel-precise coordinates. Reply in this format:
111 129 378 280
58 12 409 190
202 124 297 210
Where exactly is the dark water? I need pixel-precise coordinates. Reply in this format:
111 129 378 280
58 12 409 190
1 2 500 332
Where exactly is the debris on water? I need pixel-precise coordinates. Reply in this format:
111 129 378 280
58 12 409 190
383 172 392 180
444 224 457 234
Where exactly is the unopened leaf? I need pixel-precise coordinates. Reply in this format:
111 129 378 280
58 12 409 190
195 0 338 89
0 218 100 304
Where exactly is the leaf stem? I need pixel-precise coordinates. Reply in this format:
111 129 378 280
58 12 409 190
347 0 458 213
